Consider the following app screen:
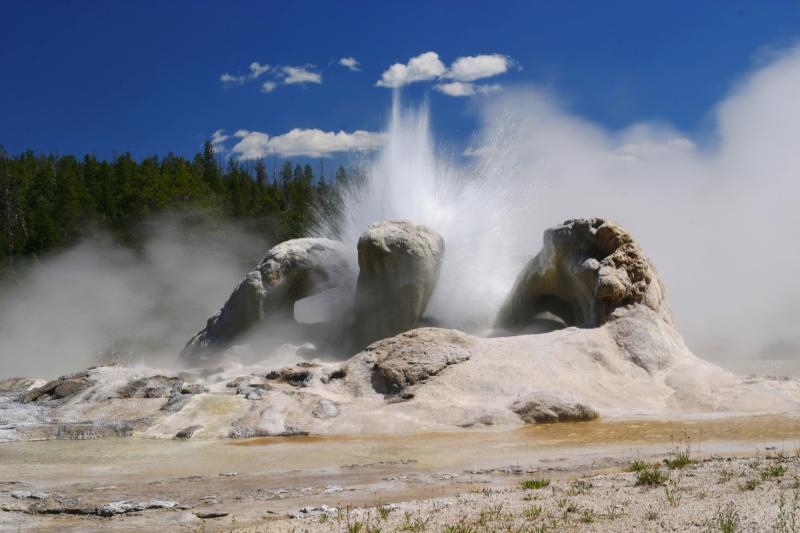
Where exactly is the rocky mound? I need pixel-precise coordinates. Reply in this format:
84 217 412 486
180 238 354 363
2 217 799 442
352 220 444 347
181 220 445 364
497 218 672 333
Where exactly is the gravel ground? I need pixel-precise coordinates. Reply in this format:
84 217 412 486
263 450 800 532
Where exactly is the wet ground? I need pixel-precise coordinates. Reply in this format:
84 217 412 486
1 414 799 531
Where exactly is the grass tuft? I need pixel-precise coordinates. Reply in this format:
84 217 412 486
665 451 694 470
763 464 787 480
520 478 550 490
713 502 741 533
739 479 760 491
636 465 668 486
628 460 651 472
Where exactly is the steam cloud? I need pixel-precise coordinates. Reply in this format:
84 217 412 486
466 44 800 375
0 215 267 379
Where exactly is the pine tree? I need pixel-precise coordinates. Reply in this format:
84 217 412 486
201 140 222 192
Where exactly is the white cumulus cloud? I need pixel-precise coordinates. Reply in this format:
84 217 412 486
281 66 322 85
210 129 229 149
221 61 271 87
224 128 385 159
376 52 446 88
376 52 513 94
447 54 510 82
261 81 277 93
220 73 247 86
339 57 361 72
435 82 502 97
248 62 271 78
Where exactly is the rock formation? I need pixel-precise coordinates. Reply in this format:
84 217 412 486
181 220 444 365
352 220 445 347
496 217 672 333
181 238 354 363
4 216 800 442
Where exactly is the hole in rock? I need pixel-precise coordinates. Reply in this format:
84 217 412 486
293 288 350 325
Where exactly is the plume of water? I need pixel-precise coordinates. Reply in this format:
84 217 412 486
318 93 539 332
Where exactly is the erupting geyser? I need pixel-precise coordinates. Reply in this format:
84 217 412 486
4 96 800 443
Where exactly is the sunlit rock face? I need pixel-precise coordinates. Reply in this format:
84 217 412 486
180 220 444 364
496 218 672 334
180 238 354 364
352 220 444 348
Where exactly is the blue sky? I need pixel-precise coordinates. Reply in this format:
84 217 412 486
2 1 800 164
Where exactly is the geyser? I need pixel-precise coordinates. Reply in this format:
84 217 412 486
317 95 536 333
181 95 541 362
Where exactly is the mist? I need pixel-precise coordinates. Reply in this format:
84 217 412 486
0 214 268 379
466 44 800 375
3 46 799 381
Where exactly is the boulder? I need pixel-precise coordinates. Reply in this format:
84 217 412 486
496 218 672 332
22 373 92 403
348 328 474 397
116 376 184 399
352 220 445 347
174 425 203 439
511 392 599 423
181 238 354 364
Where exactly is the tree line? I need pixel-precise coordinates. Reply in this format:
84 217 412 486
0 140 352 278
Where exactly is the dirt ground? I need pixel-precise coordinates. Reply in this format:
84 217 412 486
1 415 799 532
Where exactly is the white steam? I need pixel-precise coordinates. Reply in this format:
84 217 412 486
326 45 800 375
466 45 800 374
0 216 267 379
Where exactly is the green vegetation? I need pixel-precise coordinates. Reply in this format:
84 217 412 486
635 465 668 486
713 503 741 533
763 464 788 479
739 478 760 491
347 520 365 533
0 142 353 280
520 478 550 490
523 505 543 520
628 460 652 472
665 451 694 470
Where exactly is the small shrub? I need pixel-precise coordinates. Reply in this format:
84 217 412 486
763 464 787 479
646 509 659 521
570 480 592 495
666 485 681 507
348 520 364 533
665 451 693 470
636 466 668 486
628 460 651 472
579 510 596 523
378 506 392 520
520 478 550 490
718 469 735 483
713 503 740 533
523 506 543 520
739 479 760 491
